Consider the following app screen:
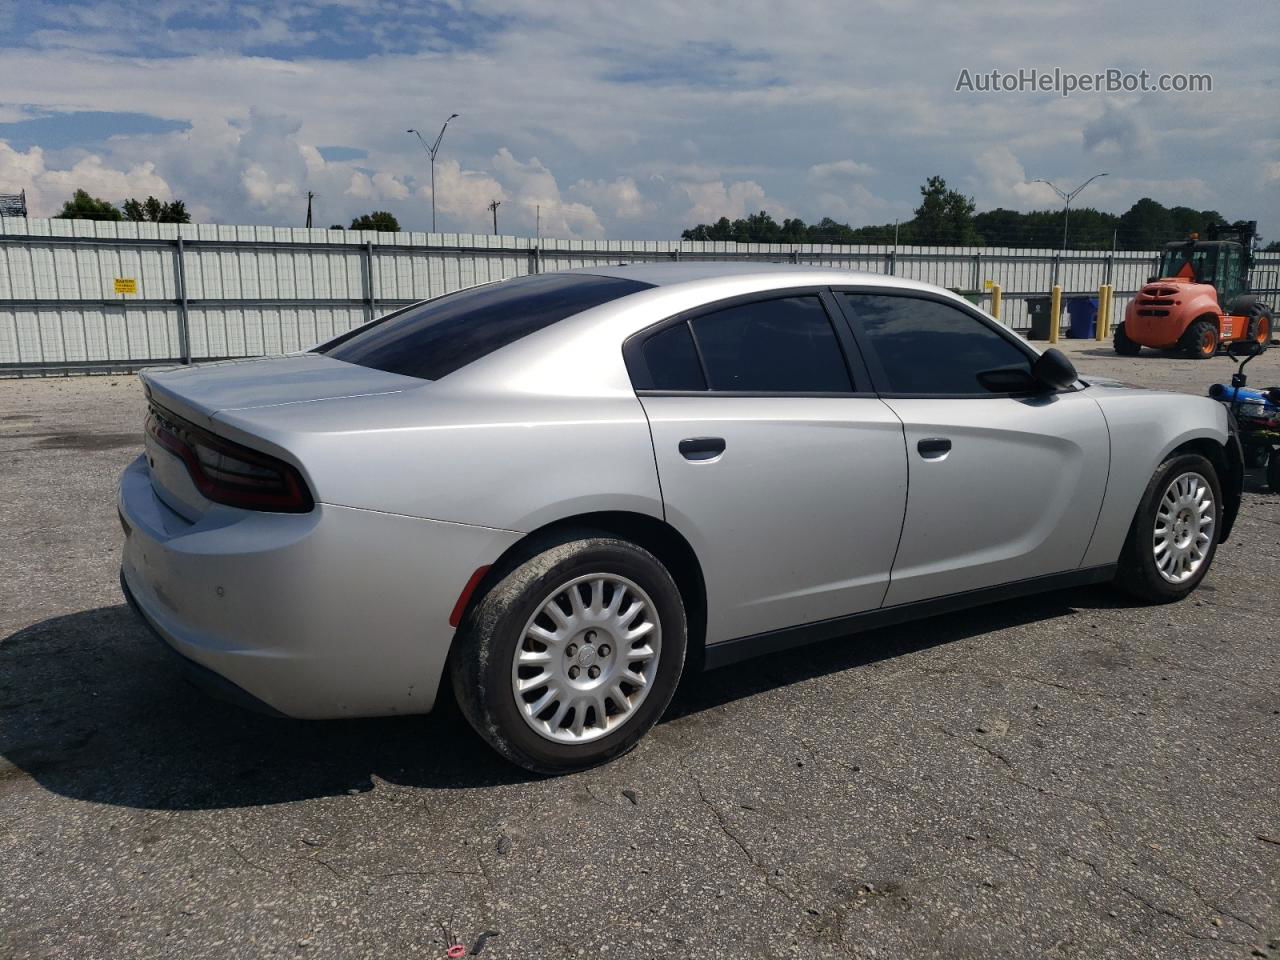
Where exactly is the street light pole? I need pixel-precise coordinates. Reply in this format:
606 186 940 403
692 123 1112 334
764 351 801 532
408 113 459 232
1032 173 1108 253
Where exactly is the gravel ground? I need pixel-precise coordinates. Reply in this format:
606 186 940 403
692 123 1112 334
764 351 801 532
1 339 1277 960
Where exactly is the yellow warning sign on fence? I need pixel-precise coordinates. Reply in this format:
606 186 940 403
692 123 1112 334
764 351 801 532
114 277 137 295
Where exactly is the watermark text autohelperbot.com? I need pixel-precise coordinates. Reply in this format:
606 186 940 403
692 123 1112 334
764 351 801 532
955 68 1212 97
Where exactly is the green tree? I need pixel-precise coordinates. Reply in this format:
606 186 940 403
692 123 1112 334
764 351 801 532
55 189 122 221
350 211 400 232
913 175 978 245
1117 198 1173 250
122 196 191 223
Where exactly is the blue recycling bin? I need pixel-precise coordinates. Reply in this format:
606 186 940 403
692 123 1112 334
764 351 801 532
1066 297 1099 339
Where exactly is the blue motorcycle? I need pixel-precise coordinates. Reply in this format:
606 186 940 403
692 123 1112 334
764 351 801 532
1210 341 1280 491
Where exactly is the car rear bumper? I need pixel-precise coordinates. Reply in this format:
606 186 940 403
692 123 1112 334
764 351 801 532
118 455 521 719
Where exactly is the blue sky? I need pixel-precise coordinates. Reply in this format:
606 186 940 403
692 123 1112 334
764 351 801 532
1 0 1277 240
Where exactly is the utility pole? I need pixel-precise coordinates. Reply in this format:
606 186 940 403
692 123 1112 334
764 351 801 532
305 191 316 228
1031 173 1108 253
487 199 501 235
408 113 459 232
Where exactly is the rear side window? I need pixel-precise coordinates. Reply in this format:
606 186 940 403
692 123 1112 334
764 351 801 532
689 296 853 392
318 273 652 380
839 293 1033 395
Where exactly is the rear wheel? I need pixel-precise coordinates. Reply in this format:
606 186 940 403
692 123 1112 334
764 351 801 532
1115 453 1221 603
450 533 687 774
1247 306 1272 352
1113 321 1141 356
1180 318 1219 359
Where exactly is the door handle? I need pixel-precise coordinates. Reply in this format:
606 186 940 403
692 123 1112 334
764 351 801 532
679 437 726 461
917 437 952 459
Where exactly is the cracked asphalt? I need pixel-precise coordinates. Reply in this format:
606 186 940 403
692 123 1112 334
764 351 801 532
1 339 1277 959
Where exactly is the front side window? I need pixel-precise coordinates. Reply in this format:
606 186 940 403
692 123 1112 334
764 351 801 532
839 293 1033 395
318 273 652 381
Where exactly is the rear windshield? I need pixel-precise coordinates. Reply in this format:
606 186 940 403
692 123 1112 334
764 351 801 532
316 273 653 380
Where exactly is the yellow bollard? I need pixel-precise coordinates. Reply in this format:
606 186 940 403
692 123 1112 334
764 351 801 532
1103 284 1114 339
1095 284 1107 341
990 283 1002 322
1048 284 1062 344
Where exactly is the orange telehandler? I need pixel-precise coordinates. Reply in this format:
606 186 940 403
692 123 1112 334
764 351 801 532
1114 220 1273 359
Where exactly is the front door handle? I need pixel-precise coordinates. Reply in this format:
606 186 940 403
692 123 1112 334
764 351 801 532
679 437 726 461
917 437 952 459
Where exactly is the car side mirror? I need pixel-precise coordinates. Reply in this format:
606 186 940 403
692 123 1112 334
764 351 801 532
1031 348 1078 391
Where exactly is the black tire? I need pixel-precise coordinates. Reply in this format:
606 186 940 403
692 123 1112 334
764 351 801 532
450 532 687 774
1245 305 1272 352
1225 293 1258 316
1245 443 1270 469
1179 318 1219 359
1113 321 1141 356
1267 450 1280 493
1114 453 1222 603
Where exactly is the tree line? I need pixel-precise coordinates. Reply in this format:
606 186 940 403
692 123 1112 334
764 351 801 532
682 176 1277 251
45 183 1277 250
52 187 403 232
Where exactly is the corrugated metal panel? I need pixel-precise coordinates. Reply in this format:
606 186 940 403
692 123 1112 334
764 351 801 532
3 215 1273 373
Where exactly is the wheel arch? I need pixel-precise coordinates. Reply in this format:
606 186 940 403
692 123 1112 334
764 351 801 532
1166 435 1243 544
447 510 709 675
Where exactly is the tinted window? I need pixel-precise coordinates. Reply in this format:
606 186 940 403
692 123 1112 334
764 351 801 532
688 296 853 392
639 323 706 390
840 293 1033 395
318 273 652 380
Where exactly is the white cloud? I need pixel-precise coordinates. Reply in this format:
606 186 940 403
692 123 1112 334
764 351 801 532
972 146 1062 209
808 159 875 180
569 176 651 220
0 1 1275 238
1082 101 1152 157
0 141 172 215
680 179 790 225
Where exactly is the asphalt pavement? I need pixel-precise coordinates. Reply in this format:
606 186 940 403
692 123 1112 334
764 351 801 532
1 338 1277 959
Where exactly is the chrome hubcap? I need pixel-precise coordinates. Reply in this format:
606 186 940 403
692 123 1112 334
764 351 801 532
1153 471 1215 584
511 573 661 744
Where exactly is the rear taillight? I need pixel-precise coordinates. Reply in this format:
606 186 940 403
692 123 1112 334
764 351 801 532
146 406 314 513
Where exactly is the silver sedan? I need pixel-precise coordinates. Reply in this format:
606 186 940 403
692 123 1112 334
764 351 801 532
119 264 1244 772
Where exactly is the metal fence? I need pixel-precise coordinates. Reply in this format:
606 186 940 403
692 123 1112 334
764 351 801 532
2 216 1278 375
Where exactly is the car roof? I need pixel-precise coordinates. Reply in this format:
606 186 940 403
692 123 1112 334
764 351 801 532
561 261 931 291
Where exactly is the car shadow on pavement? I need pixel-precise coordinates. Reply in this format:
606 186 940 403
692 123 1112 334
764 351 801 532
669 583 1126 720
0 604 532 809
0 583 1125 810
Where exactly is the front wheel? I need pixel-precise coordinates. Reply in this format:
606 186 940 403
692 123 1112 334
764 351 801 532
1180 318 1220 359
450 533 687 774
1114 453 1222 603
1113 321 1141 356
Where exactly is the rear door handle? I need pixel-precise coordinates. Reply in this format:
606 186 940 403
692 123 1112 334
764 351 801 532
917 437 952 459
679 437 726 461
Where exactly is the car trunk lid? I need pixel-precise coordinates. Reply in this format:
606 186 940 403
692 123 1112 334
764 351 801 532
138 354 425 519
140 353 425 427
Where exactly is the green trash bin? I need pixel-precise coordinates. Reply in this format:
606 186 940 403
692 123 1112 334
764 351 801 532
1027 297 1053 340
